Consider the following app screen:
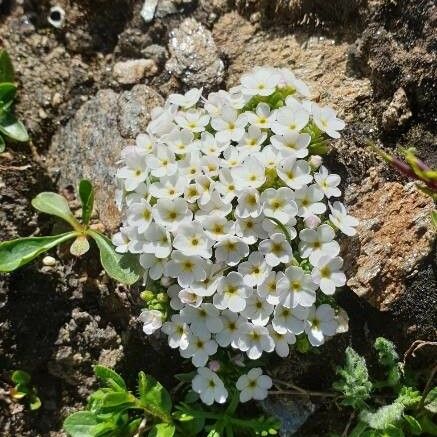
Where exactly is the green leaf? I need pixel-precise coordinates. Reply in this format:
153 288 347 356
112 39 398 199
98 391 136 412
87 231 140 285
0 112 29 142
360 403 405 430
421 415 437 436
0 232 77 272
403 415 422 435
424 387 437 413
11 370 31 385
174 371 196 383
79 180 94 226
138 371 172 422
431 210 437 229
93 365 127 391
149 423 175 437
0 134 4 152
0 50 15 83
70 236 90 257
0 82 16 105
29 395 42 411
63 411 101 437
32 192 81 231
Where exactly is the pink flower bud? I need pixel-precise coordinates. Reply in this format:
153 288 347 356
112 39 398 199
304 215 321 229
208 360 221 372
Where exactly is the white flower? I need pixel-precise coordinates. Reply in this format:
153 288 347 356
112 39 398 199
142 223 172 258
231 157 266 190
278 68 310 97
304 304 338 346
190 263 223 297
240 67 279 96
199 214 235 242
238 125 267 153
314 166 341 198
127 200 153 233
261 187 298 224
168 87 202 108
173 221 214 259
211 106 247 143
138 309 163 335
161 314 190 349
164 128 197 155
215 311 246 347
235 188 263 218
180 332 218 367
245 103 276 128
312 104 345 139
215 168 238 203
235 215 267 245
146 145 177 178
116 148 148 191
152 198 192 232
201 155 221 177
222 145 248 168
214 236 249 266
112 227 133 253
272 305 309 335
165 251 207 287
149 172 188 199
268 325 296 357
139 254 166 280
258 271 288 305
294 185 326 218
271 104 309 135
311 255 346 295
277 156 312 190
241 293 274 326
136 133 154 154
168 284 184 310
199 131 227 156
236 322 274 359
196 190 232 218
178 151 203 181
213 271 252 312
236 368 272 402
238 252 271 287
175 108 210 133
254 145 279 170
299 224 340 265
179 288 203 307
329 201 359 236
270 132 310 158
278 266 317 308
262 216 297 240
192 367 228 405
259 233 292 267
181 303 224 335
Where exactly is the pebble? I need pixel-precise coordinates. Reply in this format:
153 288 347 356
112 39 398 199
113 59 158 85
42 256 57 267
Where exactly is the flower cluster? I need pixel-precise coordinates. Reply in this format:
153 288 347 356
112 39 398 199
113 66 358 405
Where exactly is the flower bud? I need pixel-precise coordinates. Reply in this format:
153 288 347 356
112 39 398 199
140 290 155 302
156 292 169 303
208 360 221 372
309 155 322 170
304 214 321 229
160 276 172 287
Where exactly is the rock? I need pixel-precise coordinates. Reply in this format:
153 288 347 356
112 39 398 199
166 18 224 89
141 0 159 22
381 87 412 131
343 169 435 311
113 59 158 84
48 309 123 393
142 44 168 66
47 86 164 231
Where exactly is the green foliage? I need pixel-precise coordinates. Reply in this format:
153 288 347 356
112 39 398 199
64 366 281 437
0 181 139 285
0 50 28 152
333 338 437 436
333 346 372 410
10 370 41 411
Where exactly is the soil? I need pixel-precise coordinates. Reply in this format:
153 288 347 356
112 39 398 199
0 0 435 435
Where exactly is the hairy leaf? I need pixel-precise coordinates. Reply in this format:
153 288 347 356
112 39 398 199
70 236 90 257
333 347 372 410
403 415 422 435
78 180 94 226
0 111 29 142
93 365 127 391
138 371 172 422
425 387 437 413
374 337 399 367
32 192 81 231
88 231 140 285
63 411 109 437
0 50 15 83
148 423 176 437
360 403 405 430
0 232 77 272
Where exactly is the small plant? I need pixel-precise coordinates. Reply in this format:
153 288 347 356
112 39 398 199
9 370 41 411
0 49 29 152
333 337 437 436
371 145 437 227
0 180 139 284
63 365 280 437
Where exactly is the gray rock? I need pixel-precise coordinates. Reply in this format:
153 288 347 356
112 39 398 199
381 87 412 131
166 18 224 89
113 58 158 84
47 86 164 231
141 0 159 22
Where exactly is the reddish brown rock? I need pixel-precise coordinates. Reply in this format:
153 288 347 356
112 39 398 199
343 169 435 310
